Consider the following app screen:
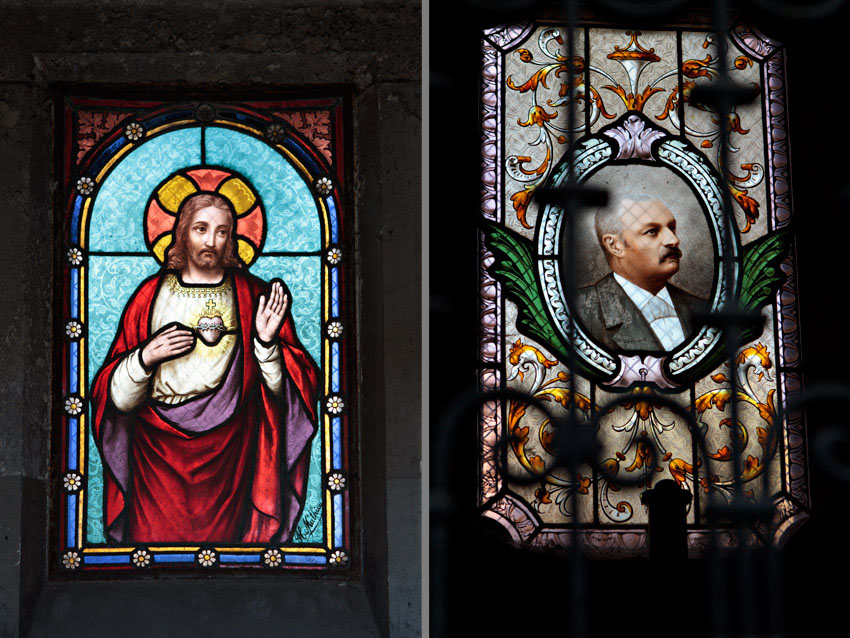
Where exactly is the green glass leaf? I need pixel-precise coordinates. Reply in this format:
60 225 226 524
484 222 568 361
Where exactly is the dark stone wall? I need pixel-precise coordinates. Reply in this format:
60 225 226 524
0 2 421 636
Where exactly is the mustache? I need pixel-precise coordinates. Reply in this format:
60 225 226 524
661 248 682 262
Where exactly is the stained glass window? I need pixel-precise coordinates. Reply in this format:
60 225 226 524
57 97 351 571
479 20 806 555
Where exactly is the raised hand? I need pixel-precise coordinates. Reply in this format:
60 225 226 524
255 280 289 343
141 324 195 368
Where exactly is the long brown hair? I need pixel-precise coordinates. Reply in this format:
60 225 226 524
166 193 241 270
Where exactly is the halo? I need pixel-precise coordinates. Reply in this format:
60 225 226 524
144 167 266 267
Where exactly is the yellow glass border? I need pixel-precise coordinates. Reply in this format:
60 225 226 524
96 143 135 183
80 199 91 249
144 120 197 139
210 120 261 137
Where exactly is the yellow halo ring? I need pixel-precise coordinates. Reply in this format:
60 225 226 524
148 171 264 267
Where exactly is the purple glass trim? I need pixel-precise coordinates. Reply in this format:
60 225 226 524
764 52 793 230
483 22 534 50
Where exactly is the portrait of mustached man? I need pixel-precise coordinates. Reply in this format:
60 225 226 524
575 193 707 352
90 192 319 544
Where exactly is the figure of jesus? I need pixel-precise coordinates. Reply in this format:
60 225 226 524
91 192 319 544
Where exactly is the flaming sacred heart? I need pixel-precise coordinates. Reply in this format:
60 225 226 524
197 300 226 346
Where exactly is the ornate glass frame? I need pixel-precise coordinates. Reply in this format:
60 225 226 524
55 96 353 572
479 19 806 556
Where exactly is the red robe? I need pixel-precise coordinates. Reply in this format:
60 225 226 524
91 269 319 544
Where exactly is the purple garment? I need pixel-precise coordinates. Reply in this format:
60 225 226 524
153 345 242 432
99 343 314 542
280 374 318 536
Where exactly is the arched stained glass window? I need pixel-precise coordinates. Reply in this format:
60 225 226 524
479 18 806 556
57 97 352 571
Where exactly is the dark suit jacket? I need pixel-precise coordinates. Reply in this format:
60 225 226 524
574 272 706 352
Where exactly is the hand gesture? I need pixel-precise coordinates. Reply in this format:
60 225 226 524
256 280 289 343
141 324 195 368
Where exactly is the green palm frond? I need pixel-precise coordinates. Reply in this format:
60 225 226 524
739 229 791 343
483 222 568 360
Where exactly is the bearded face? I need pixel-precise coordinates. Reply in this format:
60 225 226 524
185 206 233 270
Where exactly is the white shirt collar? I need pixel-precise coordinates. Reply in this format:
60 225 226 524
612 272 685 350
612 273 675 311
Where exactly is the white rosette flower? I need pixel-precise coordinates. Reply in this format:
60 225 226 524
326 247 343 265
329 550 348 566
266 124 285 144
76 177 94 195
326 395 344 415
63 472 83 492
124 122 144 141
62 551 81 569
315 177 333 196
132 549 151 567
64 396 83 416
327 472 346 492
327 321 343 339
65 321 83 340
263 549 282 567
197 549 217 567
67 247 84 266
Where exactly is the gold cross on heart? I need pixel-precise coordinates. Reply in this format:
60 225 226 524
196 299 227 346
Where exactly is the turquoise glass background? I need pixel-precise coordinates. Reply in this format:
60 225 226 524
85 126 324 544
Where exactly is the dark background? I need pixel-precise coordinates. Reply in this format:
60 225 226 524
430 1 850 635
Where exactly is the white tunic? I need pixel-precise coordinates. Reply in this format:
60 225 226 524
109 273 283 411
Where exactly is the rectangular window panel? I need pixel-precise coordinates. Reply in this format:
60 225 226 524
479 20 806 556
56 97 352 572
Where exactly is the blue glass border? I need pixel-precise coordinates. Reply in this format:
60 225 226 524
71 197 83 243
333 417 342 468
69 342 78 393
83 555 131 565
331 342 340 393
333 494 343 547
284 554 327 565
153 553 195 563
331 268 339 317
67 418 78 470
220 553 261 564
67 494 76 547
70 269 79 318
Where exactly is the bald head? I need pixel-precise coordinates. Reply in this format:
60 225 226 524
594 194 682 295
595 194 667 258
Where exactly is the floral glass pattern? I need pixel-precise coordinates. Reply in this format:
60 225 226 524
479 21 806 556
57 97 352 571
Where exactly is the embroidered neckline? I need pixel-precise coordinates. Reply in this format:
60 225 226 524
165 273 232 297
